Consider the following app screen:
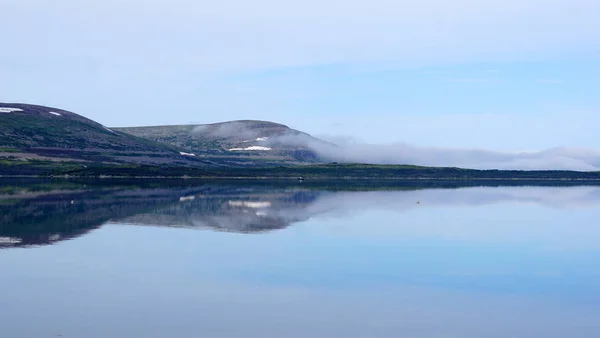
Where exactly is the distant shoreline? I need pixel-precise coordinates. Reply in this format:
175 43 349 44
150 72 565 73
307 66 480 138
3 175 600 182
1 161 600 183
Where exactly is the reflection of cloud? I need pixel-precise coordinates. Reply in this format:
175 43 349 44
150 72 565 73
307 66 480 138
297 187 600 250
119 185 600 250
309 186 600 214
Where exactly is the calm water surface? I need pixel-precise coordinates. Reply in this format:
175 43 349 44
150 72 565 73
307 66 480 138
1 180 600 338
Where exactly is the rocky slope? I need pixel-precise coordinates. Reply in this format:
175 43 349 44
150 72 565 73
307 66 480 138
115 120 332 166
0 103 208 166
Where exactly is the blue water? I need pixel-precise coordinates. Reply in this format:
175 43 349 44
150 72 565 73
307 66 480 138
1 183 600 337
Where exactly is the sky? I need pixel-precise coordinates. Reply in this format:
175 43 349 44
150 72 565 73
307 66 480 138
1 0 600 151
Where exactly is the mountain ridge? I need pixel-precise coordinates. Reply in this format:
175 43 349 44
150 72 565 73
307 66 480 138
0 102 217 166
3 103 600 180
115 119 331 165
0 103 330 167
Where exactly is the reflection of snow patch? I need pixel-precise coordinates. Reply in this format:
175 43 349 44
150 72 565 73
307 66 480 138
256 137 268 141
0 237 22 244
0 107 23 113
48 111 62 116
179 196 196 202
49 234 61 241
228 201 272 208
229 146 272 151
180 152 195 156
256 211 268 216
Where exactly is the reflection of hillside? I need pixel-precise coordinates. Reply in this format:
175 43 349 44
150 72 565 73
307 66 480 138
0 187 201 248
4 179 600 249
0 181 323 248
118 190 321 233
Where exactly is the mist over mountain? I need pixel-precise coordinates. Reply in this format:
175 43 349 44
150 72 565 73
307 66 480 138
115 120 330 166
305 140 600 171
116 119 600 171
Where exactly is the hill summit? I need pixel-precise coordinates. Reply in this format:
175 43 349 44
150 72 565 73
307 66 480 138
0 103 204 165
115 120 330 165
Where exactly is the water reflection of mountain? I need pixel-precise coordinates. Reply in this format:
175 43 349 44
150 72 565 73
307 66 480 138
119 189 320 233
0 187 184 248
3 179 600 249
0 180 323 248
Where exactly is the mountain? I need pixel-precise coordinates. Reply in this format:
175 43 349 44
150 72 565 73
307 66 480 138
0 103 208 166
0 103 332 171
115 120 331 166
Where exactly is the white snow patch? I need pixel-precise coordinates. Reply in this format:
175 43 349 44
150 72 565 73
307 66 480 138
101 125 116 134
0 107 24 113
229 146 272 151
228 201 272 208
180 152 196 156
180 196 196 202
48 111 62 116
246 146 272 151
256 137 268 141
0 237 22 244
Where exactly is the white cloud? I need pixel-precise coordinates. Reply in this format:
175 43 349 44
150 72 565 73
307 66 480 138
314 143 600 170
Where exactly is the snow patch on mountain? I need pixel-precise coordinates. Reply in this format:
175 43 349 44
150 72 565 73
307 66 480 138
229 146 272 151
0 107 24 113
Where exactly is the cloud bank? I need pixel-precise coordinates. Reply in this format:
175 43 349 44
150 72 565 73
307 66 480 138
194 123 600 170
316 142 600 171
262 132 600 170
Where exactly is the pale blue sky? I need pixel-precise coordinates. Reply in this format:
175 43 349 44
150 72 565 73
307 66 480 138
1 0 599 150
